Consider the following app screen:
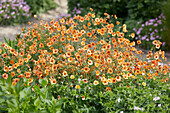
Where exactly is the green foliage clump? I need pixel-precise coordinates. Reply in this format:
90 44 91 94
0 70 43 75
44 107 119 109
162 0 170 50
24 0 57 15
0 78 169 112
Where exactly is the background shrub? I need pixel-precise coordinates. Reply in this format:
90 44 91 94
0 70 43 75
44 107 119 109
162 0 170 51
24 0 57 15
0 0 31 25
68 0 128 22
68 0 166 22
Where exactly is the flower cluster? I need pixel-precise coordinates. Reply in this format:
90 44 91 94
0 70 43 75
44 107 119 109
133 13 166 50
0 9 169 93
0 0 31 25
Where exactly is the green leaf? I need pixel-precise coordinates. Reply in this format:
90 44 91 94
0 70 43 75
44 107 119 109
7 98 18 108
19 91 27 100
52 96 56 105
39 78 47 86
34 97 41 106
34 85 40 92
4 37 9 45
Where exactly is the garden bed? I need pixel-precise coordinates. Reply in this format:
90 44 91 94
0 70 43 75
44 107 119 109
0 9 169 112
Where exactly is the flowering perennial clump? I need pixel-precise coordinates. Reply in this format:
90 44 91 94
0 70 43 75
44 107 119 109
0 9 169 93
133 13 166 50
0 0 31 25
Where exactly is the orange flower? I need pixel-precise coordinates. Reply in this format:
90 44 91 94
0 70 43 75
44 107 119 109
50 58 55 64
116 21 120 25
12 82 16 86
107 58 112 63
13 63 19 69
19 58 24 65
106 87 111 91
66 52 71 57
10 49 15 54
88 60 93 65
95 62 99 67
156 44 160 49
63 71 68 77
2 53 7 58
96 70 100 76
75 85 80 89
87 32 92 37
8 66 13 71
106 50 111 55
137 40 141 45
18 74 24 78
27 54 31 59
131 33 135 38
2 73 8 79
84 67 90 73
24 58 29 63
90 8 93 11
102 80 108 85
83 79 88 83
87 22 91 26
108 68 113 74
19 51 24 56
39 43 44 48
68 57 73 62
50 79 57 84
95 18 100 22
123 74 128 79
11 72 15 77
116 76 121 81
93 80 99 85
152 40 157 45
4 66 9 72
60 37 65 42
112 78 116 83
26 72 31 78
13 78 20 83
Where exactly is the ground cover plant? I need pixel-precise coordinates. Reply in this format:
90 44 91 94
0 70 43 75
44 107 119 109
0 9 170 112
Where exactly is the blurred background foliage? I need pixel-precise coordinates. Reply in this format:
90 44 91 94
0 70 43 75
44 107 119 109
24 0 57 15
162 0 170 50
68 0 166 22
